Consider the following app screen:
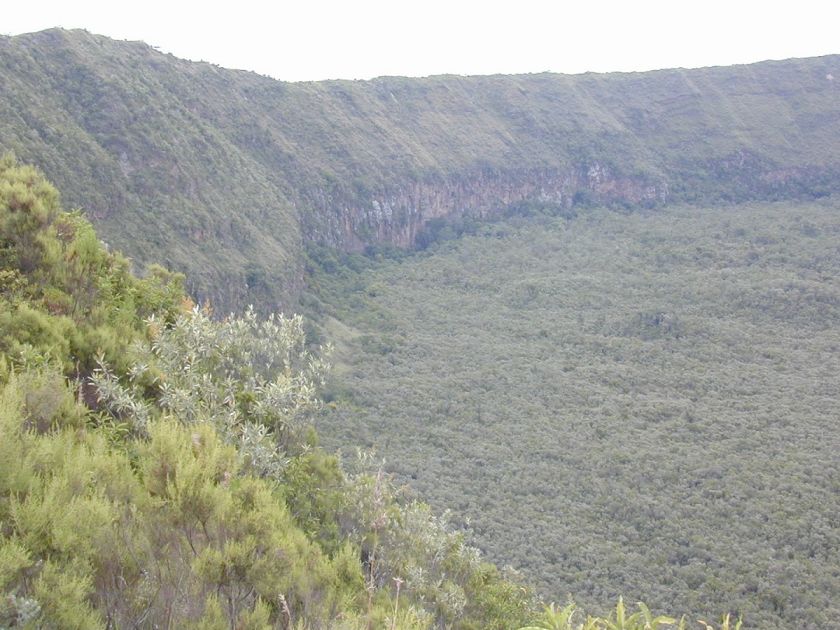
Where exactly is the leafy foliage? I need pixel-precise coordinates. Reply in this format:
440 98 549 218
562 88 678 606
0 153 185 377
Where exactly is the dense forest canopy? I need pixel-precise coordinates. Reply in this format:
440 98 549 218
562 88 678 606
307 199 840 629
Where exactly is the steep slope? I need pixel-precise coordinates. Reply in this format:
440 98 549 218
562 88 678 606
1 28 839 310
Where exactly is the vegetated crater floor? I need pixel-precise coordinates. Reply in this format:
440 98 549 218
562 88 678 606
314 199 840 629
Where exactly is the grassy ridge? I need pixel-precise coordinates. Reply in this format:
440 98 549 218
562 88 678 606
1 29 840 311
309 200 840 629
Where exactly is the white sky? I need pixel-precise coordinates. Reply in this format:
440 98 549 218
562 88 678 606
3 1 839 81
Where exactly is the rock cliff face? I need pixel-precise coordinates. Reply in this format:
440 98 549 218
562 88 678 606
1 28 839 309
299 149 840 252
302 165 667 250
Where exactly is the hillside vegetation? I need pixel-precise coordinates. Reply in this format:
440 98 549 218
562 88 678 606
1 29 840 310
308 198 840 629
0 156 544 629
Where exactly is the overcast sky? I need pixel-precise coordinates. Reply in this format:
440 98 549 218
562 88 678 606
4 1 839 81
